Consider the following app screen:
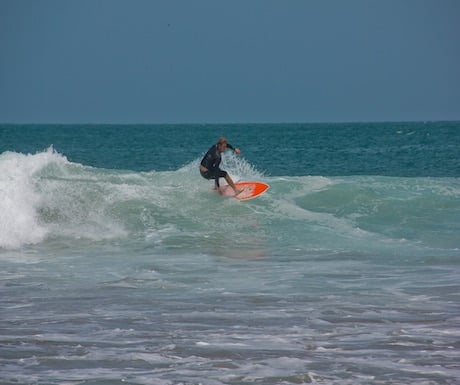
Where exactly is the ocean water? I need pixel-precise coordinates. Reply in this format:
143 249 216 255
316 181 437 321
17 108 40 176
1 122 459 385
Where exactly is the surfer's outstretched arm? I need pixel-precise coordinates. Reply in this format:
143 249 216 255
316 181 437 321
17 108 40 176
226 143 241 155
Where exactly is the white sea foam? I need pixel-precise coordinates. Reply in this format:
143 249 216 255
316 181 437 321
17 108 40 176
0 147 63 249
0 147 128 250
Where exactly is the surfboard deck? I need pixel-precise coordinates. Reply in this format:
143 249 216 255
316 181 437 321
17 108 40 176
217 181 270 201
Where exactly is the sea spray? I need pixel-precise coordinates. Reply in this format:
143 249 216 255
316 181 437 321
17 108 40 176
0 148 62 248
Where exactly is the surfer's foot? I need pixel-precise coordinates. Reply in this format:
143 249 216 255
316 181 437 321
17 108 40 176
234 188 244 196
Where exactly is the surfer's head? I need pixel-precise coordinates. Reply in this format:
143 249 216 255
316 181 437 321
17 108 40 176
217 137 227 152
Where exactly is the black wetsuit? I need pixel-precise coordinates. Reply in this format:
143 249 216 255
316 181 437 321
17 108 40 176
200 143 235 187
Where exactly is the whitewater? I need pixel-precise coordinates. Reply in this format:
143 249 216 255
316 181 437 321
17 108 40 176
1 122 459 384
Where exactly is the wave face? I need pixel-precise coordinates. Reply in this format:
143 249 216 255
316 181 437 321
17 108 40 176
1 147 458 255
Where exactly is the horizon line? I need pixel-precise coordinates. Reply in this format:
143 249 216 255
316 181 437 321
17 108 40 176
1 119 459 126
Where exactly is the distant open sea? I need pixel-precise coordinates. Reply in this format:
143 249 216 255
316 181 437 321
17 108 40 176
1 122 459 384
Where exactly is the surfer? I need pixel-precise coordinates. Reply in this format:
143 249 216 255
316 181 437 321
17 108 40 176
200 137 242 195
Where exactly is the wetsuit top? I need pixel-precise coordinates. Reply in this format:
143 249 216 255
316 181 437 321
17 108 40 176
200 143 235 172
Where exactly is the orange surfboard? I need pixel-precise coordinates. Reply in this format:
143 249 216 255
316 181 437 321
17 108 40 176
217 181 270 201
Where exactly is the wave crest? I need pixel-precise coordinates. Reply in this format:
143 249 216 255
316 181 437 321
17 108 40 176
0 147 67 249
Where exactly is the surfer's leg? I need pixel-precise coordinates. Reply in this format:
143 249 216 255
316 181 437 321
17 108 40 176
224 173 242 195
201 169 220 190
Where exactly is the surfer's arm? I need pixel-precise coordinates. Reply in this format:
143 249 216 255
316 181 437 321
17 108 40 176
227 143 241 155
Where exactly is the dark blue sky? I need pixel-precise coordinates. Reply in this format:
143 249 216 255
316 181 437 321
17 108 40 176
1 0 459 123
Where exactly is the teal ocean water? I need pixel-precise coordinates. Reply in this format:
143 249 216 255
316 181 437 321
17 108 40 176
1 122 459 384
